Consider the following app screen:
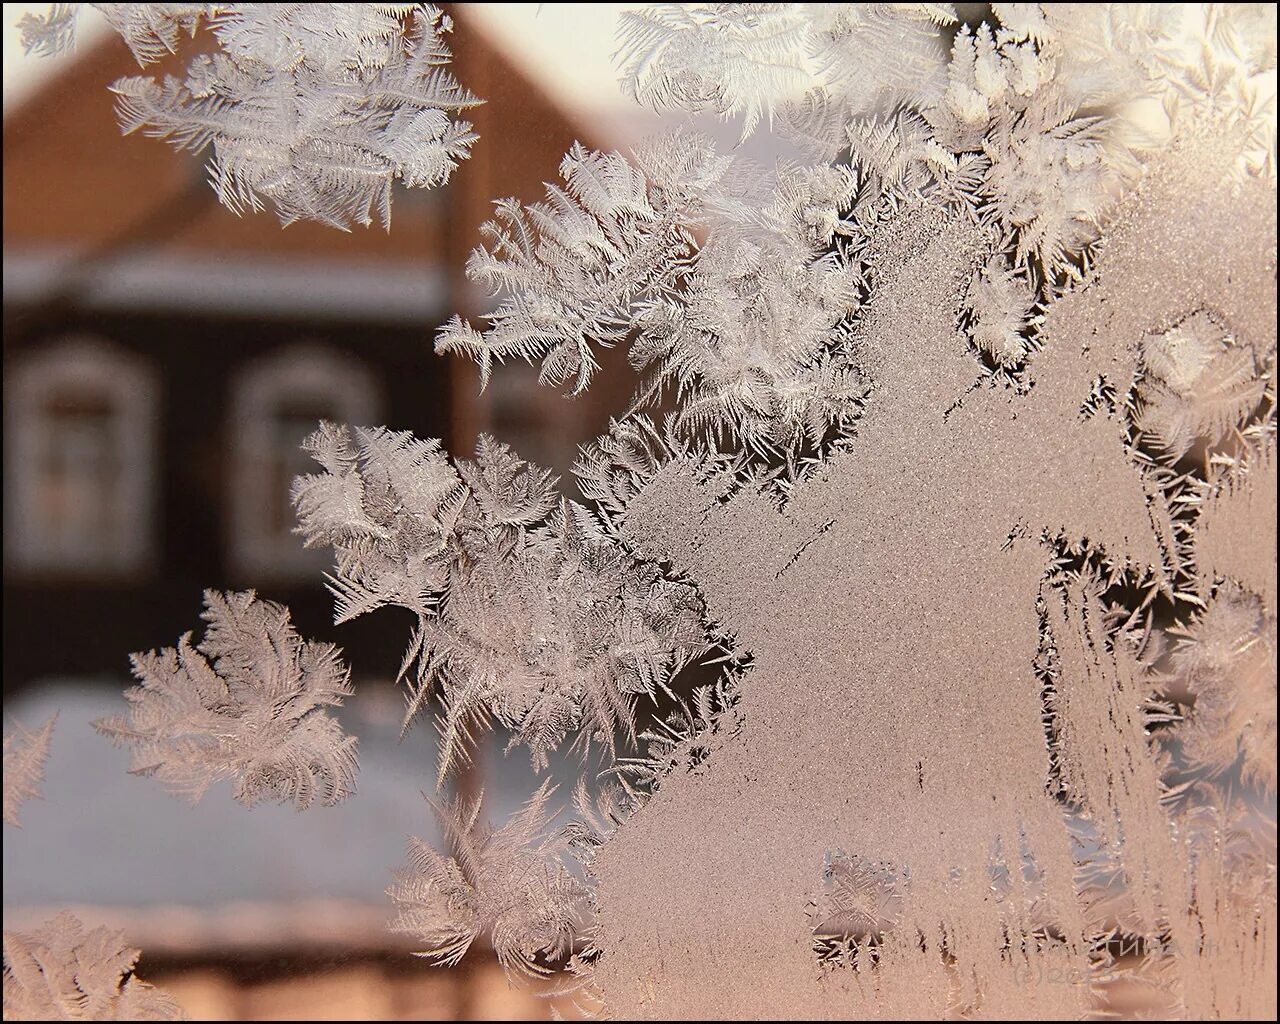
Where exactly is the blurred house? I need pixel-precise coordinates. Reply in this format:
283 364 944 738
2 5 629 694
2 10 623 1019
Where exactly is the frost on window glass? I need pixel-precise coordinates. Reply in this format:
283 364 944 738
5 2 1276 1020
2 912 187 1020
19 3 481 228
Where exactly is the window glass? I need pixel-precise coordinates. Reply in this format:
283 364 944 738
5 338 155 576
228 344 380 580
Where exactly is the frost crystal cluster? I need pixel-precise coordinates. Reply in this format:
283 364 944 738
386 781 589 979
291 425 708 779
12 2 1278 1021
2 913 186 1021
94 590 358 809
19 3 480 228
435 133 870 463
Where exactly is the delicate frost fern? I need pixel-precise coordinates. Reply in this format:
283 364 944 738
292 422 467 623
15 3 83 57
809 850 906 967
572 415 694 534
439 133 868 459
95 590 358 809
387 781 588 979
616 4 954 139
998 3 1277 181
616 3 811 138
1169 585 1277 792
420 496 707 779
2 912 187 1021
20 4 218 66
611 673 743 797
979 96 1126 284
2 713 57 827
961 253 1039 369
436 136 723 394
294 427 709 781
1135 310 1267 461
640 224 866 458
804 3 954 114
21 3 480 229
928 23 1048 153
94 4 212 64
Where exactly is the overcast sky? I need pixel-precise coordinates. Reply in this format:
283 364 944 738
3 3 635 115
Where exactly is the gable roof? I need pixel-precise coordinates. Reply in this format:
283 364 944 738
2 6 605 319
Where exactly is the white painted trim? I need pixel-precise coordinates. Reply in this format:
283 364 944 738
228 344 381 582
4 336 157 577
3 248 448 323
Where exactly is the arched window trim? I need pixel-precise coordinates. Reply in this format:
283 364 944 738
4 335 157 578
228 344 380 581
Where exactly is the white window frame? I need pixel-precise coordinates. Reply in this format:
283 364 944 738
229 344 380 581
4 336 157 577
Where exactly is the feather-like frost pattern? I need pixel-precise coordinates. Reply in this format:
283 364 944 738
387 781 590 979
2 912 187 1021
95 590 358 809
2 713 57 827
294 428 710 781
22 3 480 228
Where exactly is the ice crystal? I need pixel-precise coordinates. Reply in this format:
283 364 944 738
1135 309 1267 461
961 252 1039 368
2 913 187 1021
294 427 709 781
1170 585 1277 792
616 4 954 139
95 590 358 809
809 850 905 966
2 713 57 827
20 3 480 228
435 136 721 395
291 422 467 623
437 134 869 460
387 781 588 978
15 3 82 58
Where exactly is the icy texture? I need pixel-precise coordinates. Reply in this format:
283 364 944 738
436 134 869 462
387 781 589 978
584 135 1277 1019
19 3 480 228
293 427 710 780
1169 585 1277 793
95 590 358 809
45 3 1277 1018
1 912 187 1020
616 4 954 138
2 714 57 827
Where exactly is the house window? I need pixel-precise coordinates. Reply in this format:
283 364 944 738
229 345 380 580
4 337 157 577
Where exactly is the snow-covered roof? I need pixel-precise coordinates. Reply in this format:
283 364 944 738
3 678 577 955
